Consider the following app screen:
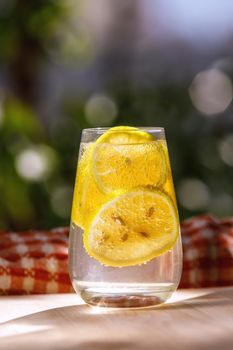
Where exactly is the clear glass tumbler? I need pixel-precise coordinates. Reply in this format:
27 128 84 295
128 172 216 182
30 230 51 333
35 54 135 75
69 127 182 308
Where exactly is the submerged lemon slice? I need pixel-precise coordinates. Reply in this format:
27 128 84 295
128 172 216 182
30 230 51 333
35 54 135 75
84 189 179 267
92 126 167 194
71 143 109 229
96 126 154 144
160 140 177 206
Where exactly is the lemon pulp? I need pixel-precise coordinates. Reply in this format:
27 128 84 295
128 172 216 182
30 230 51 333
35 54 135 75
84 189 179 267
92 127 166 194
71 143 109 229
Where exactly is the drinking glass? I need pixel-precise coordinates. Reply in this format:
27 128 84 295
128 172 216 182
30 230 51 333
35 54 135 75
69 127 182 308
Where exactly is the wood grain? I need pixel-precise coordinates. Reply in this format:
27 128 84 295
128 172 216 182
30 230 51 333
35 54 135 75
0 287 233 350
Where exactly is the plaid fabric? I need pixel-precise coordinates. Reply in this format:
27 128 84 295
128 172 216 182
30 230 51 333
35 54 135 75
180 215 233 288
0 215 232 295
0 228 73 295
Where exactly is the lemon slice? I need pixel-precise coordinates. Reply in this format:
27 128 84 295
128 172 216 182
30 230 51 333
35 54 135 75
160 140 177 205
92 127 167 194
71 143 109 229
84 189 179 267
96 126 154 144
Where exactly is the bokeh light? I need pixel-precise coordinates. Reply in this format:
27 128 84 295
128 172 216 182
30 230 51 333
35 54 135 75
0 91 4 127
208 193 233 217
84 94 117 126
218 134 233 167
1 0 233 229
15 145 57 182
44 22 92 64
50 185 73 218
189 68 233 115
177 178 210 210
198 141 222 171
0 0 14 13
0 104 3 127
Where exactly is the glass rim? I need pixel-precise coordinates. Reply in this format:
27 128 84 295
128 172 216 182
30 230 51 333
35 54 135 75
82 126 165 134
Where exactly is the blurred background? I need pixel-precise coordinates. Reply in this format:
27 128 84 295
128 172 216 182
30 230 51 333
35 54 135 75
0 0 233 230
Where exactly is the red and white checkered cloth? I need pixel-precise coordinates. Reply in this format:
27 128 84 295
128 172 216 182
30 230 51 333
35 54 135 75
0 228 73 295
0 215 232 295
180 215 233 288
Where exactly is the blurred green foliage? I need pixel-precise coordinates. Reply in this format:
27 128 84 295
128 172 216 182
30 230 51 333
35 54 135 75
0 0 232 230
0 0 68 60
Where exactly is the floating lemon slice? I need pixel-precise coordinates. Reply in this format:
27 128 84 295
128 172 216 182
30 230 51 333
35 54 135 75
96 126 154 144
84 189 179 267
71 143 110 229
92 126 167 194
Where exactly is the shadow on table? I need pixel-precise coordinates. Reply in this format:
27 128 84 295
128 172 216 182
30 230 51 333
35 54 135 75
161 286 233 311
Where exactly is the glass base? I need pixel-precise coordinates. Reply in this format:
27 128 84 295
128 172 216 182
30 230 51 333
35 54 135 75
74 281 176 308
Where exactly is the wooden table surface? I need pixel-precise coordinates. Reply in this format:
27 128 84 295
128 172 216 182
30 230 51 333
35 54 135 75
0 287 233 350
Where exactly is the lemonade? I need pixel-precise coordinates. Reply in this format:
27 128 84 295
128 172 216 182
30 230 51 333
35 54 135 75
69 127 182 307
